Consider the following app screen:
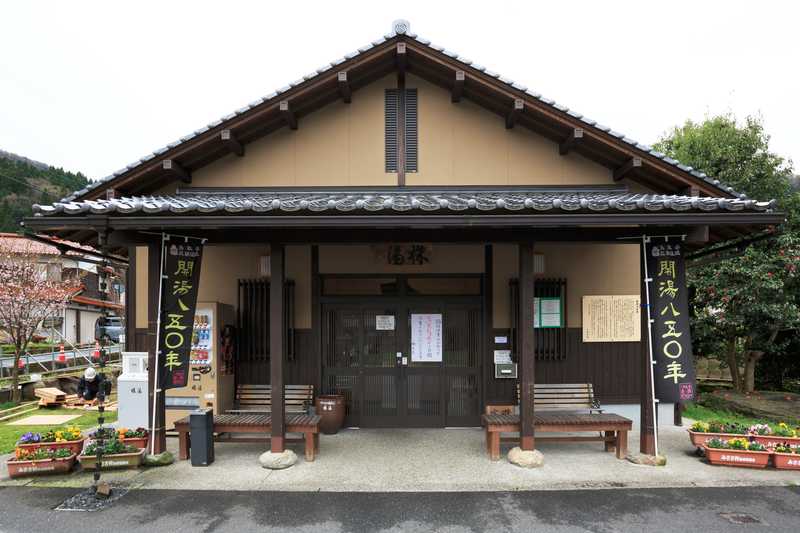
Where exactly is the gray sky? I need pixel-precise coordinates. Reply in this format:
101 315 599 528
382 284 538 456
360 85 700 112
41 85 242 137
0 0 797 180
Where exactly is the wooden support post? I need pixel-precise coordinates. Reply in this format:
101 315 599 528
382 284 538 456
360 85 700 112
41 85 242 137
337 71 351 103
396 42 407 73
686 225 709 244
220 129 244 157
270 244 286 453
162 159 191 184
147 241 167 454
279 101 297 130
506 99 524 129
518 242 535 451
681 185 700 197
613 157 642 181
559 128 584 155
452 70 465 103
640 239 657 455
482 244 493 410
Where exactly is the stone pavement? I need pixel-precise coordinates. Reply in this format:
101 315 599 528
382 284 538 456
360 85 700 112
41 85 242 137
1 422 798 492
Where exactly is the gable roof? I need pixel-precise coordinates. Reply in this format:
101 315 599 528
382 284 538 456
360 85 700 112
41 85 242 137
59 20 746 205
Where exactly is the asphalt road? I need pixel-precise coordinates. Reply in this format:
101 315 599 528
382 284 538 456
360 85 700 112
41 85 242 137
1 485 798 532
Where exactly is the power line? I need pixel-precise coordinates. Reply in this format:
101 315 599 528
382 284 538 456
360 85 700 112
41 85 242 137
0 171 54 197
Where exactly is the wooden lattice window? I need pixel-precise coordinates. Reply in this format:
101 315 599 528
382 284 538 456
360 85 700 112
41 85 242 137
509 278 568 361
236 279 295 363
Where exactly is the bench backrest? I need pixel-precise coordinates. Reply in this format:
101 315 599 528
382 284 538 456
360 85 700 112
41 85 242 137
517 383 599 411
235 384 314 413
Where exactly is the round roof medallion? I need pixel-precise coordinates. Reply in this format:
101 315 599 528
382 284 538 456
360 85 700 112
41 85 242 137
392 19 410 35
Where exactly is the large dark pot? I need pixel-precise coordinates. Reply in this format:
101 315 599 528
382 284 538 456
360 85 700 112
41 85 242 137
315 395 345 435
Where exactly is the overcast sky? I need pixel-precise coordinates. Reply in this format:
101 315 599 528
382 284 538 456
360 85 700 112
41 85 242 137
0 1 797 180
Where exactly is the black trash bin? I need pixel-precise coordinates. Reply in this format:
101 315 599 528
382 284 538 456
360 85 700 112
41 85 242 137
189 408 214 466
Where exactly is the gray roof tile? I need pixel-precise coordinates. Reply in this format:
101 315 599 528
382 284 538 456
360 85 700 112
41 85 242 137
33 188 774 217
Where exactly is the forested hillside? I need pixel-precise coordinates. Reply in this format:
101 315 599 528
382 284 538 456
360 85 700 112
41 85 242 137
0 151 89 232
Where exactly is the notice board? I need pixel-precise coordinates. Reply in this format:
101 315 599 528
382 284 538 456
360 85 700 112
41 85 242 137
582 295 641 342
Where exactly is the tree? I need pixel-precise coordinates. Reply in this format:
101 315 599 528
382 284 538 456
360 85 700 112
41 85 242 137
0 241 80 403
654 114 799 392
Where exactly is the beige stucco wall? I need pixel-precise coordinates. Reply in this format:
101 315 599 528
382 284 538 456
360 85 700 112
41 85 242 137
408 74 613 186
319 244 484 274
190 74 397 188
179 72 614 191
493 243 640 328
135 246 149 328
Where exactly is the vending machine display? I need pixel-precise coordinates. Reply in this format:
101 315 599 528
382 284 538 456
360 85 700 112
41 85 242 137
165 302 235 430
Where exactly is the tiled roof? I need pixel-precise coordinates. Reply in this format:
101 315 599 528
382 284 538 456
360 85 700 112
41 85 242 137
63 21 747 203
34 188 775 217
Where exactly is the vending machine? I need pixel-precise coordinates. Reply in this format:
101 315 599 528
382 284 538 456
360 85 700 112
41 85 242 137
165 302 236 430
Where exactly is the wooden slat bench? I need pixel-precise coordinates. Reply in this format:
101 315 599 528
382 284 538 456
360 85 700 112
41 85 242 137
516 383 603 413
228 384 314 414
174 413 321 461
482 412 632 461
482 383 631 460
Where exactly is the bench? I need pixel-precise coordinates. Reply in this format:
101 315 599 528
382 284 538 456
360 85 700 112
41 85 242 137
482 412 631 460
174 413 321 461
516 383 603 413
227 384 314 414
481 382 631 460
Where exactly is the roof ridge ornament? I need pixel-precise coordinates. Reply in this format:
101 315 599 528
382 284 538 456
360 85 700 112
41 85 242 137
392 19 410 35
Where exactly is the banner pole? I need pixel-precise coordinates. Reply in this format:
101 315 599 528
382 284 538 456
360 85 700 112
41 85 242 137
148 233 167 456
641 235 660 456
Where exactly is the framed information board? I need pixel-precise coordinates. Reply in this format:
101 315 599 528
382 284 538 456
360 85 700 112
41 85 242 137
534 297 563 328
582 295 641 342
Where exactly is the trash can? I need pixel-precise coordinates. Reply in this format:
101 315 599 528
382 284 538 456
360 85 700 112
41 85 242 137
315 395 345 435
190 408 214 466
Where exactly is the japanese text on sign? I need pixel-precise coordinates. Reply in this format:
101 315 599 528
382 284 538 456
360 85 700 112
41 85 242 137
582 295 641 342
410 313 443 362
646 238 696 402
158 240 204 390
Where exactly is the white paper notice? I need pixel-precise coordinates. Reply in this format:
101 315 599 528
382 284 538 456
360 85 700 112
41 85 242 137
493 350 512 364
375 315 395 331
410 313 443 362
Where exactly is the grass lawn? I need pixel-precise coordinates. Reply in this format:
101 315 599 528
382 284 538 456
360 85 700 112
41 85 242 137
0 407 118 454
682 402 766 427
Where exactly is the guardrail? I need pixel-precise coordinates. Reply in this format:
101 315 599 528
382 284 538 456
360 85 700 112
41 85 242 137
0 343 123 378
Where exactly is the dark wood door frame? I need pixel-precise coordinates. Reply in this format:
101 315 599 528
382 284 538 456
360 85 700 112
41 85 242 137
319 274 484 428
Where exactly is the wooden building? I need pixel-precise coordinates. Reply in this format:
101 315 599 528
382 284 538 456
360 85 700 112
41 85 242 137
25 21 781 457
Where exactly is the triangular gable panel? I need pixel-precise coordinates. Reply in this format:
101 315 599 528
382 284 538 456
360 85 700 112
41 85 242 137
62 23 746 202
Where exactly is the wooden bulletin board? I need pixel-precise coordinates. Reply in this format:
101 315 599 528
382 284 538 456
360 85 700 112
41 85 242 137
582 295 641 342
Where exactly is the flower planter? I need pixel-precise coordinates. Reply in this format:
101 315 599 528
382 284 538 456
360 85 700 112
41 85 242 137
120 436 149 449
688 430 744 448
6 454 77 479
16 437 86 457
773 452 800 470
752 435 800 448
703 446 771 468
77 448 145 470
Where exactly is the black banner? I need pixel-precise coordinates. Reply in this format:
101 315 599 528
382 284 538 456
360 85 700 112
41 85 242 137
646 237 696 402
158 239 204 390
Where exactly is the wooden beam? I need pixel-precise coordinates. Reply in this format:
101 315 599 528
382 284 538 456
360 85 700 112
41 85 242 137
396 42 407 73
337 71 351 103
518 242 536 451
640 240 656 456
161 159 191 184
559 128 584 155
220 129 244 157
105 188 116 200
279 100 297 130
451 70 465 103
270 244 285 452
505 99 524 129
686 225 710 244
681 185 700 197
613 157 642 181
